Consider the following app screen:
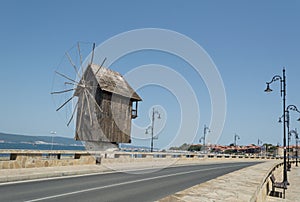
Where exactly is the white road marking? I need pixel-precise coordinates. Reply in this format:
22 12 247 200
25 164 246 202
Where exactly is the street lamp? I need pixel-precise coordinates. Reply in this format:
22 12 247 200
289 128 299 167
145 108 161 152
298 119 300 166
199 124 210 153
258 139 263 156
296 129 299 167
284 105 300 171
234 133 240 153
265 68 288 185
50 131 56 150
257 138 262 146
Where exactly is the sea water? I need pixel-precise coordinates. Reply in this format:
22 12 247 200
0 142 85 150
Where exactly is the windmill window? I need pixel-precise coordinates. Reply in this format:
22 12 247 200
131 101 138 119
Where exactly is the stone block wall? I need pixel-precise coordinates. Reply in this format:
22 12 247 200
0 150 96 169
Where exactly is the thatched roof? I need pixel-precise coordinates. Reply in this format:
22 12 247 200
89 64 142 101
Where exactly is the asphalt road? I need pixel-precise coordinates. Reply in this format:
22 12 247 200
0 162 259 202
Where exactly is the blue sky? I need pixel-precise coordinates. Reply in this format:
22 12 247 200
1 1 300 148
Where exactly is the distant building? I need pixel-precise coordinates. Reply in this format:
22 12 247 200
74 64 142 149
191 144 261 154
277 145 298 157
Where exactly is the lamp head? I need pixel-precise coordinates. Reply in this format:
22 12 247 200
264 84 273 93
157 114 161 119
278 117 282 123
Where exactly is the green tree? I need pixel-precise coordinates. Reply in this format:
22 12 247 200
169 143 191 151
188 145 202 151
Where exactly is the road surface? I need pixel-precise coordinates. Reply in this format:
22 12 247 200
0 162 259 202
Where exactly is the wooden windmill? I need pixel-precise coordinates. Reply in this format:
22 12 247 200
51 43 142 150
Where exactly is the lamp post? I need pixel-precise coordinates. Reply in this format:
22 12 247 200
145 108 161 152
297 120 300 167
285 105 300 171
296 127 299 167
265 68 288 185
257 138 262 146
50 131 56 151
289 128 299 167
276 142 280 157
199 124 210 153
234 133 240 153
258 139 263 156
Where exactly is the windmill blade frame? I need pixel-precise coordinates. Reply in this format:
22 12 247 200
89 43 96 65
55 71 79 84
51 88 75 95
52 42 114 146
83 90 93 126
95 57 107 75
65 51 81 79
67 101 78 126
56 96 74 111
77 42 84 76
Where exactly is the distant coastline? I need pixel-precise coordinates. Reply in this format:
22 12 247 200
0 132 85 150
0 132 153 151
0 142 85 150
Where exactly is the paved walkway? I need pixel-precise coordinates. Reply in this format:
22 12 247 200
159 161 300 202
159 161 278 202
267 164 300 202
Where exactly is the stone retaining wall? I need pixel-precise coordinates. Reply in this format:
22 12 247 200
0 150 95 169
0 150 288 169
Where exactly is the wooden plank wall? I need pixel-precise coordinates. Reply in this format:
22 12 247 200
97 92 132 143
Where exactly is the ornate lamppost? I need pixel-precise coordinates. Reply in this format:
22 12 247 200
280 105 300 171
265 68 288 185
199 124 210 153
146 108 161 152
50 131 56 151
297 119 300 166
296 127 299 167
258 138 263 156
234 133 240 153
289 128 299 167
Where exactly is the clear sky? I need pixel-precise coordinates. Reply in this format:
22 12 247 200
1 0 300 149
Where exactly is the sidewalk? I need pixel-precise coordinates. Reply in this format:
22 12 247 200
159 161 278 202
159 161 300 202
267 164 300 202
